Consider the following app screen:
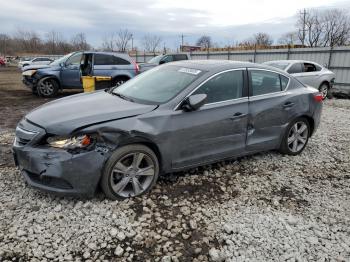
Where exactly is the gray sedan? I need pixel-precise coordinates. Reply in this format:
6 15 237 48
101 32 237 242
13 61 323 200
263 60 335 99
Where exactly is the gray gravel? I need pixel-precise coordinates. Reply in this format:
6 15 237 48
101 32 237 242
0 99 349 261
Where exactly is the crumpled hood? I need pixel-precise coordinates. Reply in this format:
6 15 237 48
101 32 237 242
22 64 54 72
25 91 157 135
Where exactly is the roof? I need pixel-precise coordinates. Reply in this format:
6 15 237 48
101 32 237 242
170 60 287 74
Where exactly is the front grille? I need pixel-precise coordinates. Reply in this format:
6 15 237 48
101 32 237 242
26 170 73 189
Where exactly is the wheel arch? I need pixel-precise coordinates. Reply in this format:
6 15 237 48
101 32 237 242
112 75 131 81
319 80 330 89
38 75 61 88
117 137 163 173
298 115 315 137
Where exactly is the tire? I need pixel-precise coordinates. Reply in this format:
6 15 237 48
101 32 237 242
112 76 129 87
100 144 159 200
37 78 59 98
319 82 329 100
279 117 310 155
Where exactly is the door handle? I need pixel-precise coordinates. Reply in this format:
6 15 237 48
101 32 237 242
283 102 295 108
230 112 246 119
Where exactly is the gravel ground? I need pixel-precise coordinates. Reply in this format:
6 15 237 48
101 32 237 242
0 99 349 262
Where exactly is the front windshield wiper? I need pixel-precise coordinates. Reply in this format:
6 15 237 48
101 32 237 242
111 92 134 102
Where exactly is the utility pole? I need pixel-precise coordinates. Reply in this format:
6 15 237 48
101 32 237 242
299 9 307 46
180 34 187 52
131 34 134 51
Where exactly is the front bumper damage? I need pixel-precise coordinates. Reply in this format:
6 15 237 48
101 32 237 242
12 119 110 197
13 146 107 197
22 76 37 89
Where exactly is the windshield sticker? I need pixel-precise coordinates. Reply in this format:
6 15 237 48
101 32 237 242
178 68 202 75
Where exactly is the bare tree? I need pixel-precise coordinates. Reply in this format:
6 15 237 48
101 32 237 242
142 34 162 53
115 29 132 52
46 30 64 54
196 35 212 49
278 31 299 45
71 33 90 51
101 33 116 51
296 8 350 47
0 34 11 55
322 9 350 47
253 32 273 46
13 29 42 53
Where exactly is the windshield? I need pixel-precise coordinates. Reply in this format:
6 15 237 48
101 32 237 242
264 61 290 70
50 53 73 65
112 65 204 104
147 55 163 64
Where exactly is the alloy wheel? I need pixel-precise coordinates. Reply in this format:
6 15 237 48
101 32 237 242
287 121 309 153
38 80 54 96
110 152 155 197
319 84 328 99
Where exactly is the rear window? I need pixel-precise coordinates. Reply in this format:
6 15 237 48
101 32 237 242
94 54 130 65
174 54 188 61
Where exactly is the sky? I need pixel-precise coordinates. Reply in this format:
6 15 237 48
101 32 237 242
1 0 350 50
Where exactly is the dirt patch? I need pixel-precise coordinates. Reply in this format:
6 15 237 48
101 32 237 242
0 67 81 130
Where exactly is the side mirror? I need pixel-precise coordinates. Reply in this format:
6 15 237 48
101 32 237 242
159 60 166 65
182 94 207 111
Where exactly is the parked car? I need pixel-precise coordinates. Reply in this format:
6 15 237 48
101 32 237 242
0 57 6 67
22 51 139 97
13 60 323 200
139 53 190 72
18 57 53 68
263 60 335 99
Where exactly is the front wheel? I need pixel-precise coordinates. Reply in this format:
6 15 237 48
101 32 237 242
279 118 310 155
37 78 59 98
100 144 159 200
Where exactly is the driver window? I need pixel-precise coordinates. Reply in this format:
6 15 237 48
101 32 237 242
193 70 243 104
66 53 82 66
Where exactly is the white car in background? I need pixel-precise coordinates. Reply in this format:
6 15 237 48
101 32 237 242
18 57 53 68
264 60 335 99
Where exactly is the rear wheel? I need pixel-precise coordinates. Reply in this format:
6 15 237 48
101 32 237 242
37 78 59 98
100 144 159 200
112 76 129 87
279 117 310 155
319 82 329 100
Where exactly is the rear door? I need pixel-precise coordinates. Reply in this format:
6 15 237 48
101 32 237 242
61 52 83 88
170 69 249 168
291 62 321 88
247 69 293 151
93 53 132 77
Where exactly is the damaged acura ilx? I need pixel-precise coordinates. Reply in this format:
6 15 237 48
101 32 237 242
13 60 323 200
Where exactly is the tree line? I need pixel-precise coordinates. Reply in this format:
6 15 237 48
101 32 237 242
197 8 350 49
0 8 349 56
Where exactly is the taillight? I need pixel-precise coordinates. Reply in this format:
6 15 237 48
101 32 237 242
313 93 323 102
132 60 139 74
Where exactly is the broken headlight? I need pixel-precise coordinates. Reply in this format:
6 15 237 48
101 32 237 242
22 70 37 77
47 135 91 149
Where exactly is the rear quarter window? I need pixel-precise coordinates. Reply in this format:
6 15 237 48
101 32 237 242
94 54 131 65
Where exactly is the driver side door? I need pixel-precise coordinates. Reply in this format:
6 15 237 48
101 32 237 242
170 69 248 169
60 52 83 88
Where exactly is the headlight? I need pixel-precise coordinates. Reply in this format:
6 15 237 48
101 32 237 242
47 135 91 149
22 70 37 76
